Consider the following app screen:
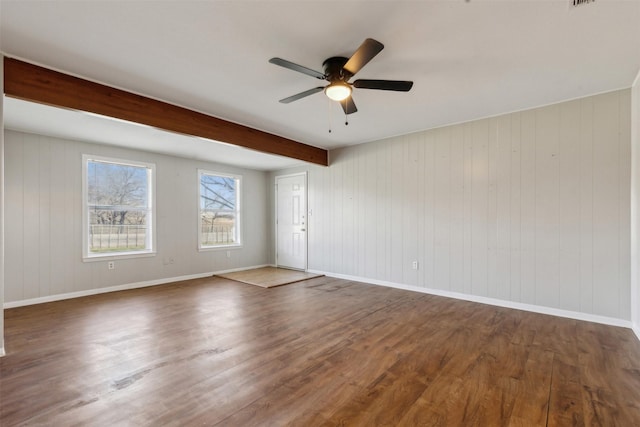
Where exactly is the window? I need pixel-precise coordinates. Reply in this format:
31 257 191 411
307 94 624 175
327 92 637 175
82 155 155 260
199 170 241 249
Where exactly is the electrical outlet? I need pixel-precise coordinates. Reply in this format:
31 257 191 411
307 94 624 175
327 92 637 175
226 251 231 258
108 261 115 270
412 261 419 270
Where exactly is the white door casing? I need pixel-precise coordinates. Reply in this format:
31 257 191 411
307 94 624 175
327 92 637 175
276 173 307 270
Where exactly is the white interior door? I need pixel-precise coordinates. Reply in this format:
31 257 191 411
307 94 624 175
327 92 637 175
276 173 307 270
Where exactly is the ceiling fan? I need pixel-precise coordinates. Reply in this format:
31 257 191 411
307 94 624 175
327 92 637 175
269 38 413 115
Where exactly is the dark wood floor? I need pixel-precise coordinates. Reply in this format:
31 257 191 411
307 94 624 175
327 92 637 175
1 275 640 426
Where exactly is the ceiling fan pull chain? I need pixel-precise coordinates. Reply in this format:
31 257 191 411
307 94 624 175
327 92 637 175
345 111 349 126
328 98 332 133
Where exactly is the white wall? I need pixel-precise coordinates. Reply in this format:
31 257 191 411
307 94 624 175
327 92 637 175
273 89 632 322
631 72 640 338
3 130 269 304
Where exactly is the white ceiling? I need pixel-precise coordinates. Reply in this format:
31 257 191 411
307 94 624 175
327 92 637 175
1 0 640 169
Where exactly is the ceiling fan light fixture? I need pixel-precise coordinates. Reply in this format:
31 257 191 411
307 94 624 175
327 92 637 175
270 38 412 115
324 82 352 101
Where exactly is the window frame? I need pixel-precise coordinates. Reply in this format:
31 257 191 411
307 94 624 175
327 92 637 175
198 169 242 251
82 154 157 261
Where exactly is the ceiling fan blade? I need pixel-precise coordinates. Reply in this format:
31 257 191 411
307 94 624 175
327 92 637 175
343 38 384 76
353 79 414 92
279 87 324 104
269 58 325 80
340 96 358 115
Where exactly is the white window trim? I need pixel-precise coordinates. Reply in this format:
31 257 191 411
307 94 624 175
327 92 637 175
82 154 157 261
198 169 242 251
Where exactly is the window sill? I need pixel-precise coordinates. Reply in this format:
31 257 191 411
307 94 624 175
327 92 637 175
83 251 157 262
198 244 242 252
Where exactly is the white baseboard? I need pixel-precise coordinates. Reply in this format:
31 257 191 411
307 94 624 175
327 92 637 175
309 270 633 330
3 264 269 309
0 346 5 357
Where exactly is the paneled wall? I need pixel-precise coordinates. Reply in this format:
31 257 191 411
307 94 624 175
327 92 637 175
273 90 632 321
4 130 269 303
632 75 640 335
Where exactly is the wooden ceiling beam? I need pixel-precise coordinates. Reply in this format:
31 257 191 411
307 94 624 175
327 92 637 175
3 57 328 166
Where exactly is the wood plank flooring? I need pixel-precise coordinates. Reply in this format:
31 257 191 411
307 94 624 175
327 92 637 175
1 275 639 426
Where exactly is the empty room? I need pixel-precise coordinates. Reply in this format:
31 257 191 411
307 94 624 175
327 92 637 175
1 1 640 425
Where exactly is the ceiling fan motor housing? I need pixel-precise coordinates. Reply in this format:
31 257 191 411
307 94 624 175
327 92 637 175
322 57 351 82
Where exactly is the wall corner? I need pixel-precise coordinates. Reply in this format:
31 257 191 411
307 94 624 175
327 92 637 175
1 54 6 355
631 66 640 341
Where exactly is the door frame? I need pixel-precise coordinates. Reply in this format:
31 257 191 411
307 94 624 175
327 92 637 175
275 172 308 271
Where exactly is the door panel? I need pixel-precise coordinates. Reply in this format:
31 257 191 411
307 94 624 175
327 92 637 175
276 174 307 270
